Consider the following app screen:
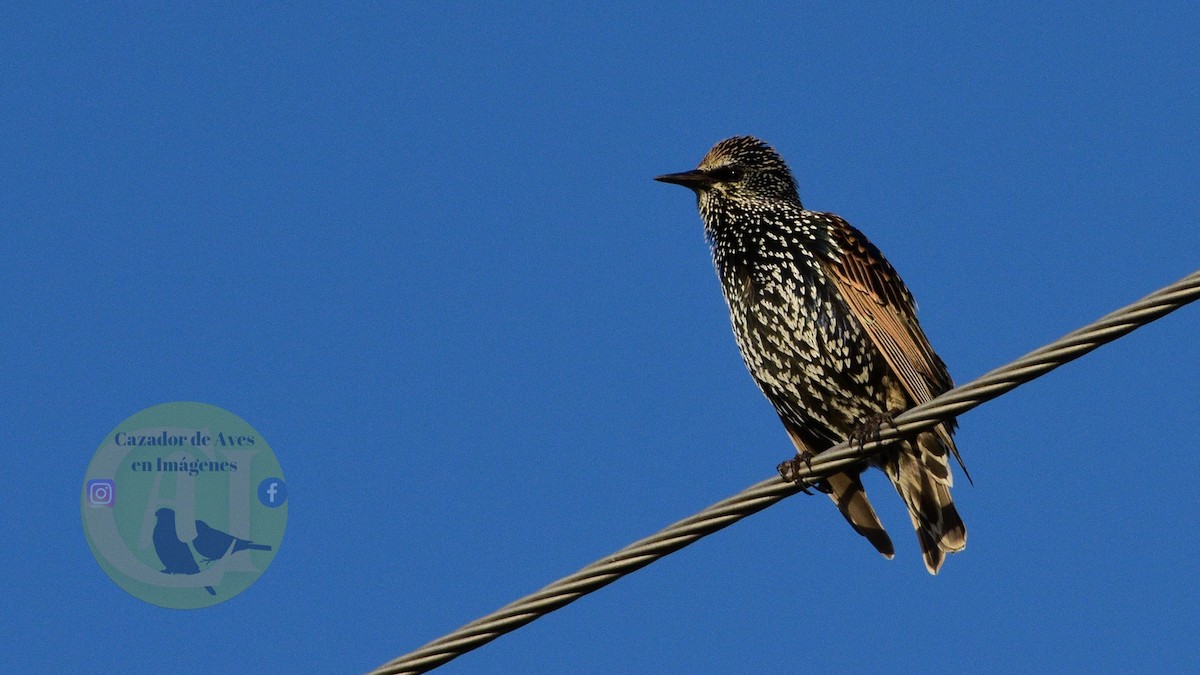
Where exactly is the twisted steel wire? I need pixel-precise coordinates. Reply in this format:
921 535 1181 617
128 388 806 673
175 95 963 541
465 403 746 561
371 269 1200 675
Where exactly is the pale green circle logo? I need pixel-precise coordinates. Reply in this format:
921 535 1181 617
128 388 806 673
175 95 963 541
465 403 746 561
81 402 286 609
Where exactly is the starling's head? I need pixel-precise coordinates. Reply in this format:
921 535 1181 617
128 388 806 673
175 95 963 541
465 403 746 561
655 136 802 208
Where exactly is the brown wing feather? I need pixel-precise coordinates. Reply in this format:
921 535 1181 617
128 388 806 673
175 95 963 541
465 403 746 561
821 214 952 400
819 214 968 478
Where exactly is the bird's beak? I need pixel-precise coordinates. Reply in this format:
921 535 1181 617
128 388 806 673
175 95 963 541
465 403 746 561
654 170 715 191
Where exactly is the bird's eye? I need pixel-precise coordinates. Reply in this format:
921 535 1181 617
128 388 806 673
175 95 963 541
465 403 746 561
708 166 744 182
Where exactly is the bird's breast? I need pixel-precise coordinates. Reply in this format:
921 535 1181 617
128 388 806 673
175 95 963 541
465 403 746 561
716 254 889 433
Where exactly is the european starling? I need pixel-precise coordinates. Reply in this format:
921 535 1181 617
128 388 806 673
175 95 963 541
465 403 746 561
656 136 966 574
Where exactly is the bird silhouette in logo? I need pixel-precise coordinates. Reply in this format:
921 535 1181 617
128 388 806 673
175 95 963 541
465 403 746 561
192 520 273 562
152 508 216 595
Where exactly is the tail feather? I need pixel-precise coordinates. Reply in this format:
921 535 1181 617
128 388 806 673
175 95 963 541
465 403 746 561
888 431 967 574
783 421 896 559
823 471 894 559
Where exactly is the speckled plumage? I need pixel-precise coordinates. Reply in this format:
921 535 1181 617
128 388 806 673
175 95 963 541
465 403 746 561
656 136 966 574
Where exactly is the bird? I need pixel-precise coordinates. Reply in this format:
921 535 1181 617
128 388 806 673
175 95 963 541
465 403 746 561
152 508 216 595
192 520 272 563
655 136 967 574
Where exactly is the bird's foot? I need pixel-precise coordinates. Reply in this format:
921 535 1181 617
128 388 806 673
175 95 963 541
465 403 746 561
777 450 822 493
848 409 903 453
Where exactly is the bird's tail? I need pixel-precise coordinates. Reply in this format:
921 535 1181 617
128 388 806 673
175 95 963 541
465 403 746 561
245 543 272 551
823 471 895 559
886 430 966 575
784 422 896 559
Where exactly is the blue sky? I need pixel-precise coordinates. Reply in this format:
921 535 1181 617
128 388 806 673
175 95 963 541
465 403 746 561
4 3 1198 673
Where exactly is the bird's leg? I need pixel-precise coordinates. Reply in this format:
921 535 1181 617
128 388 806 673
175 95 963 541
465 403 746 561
777 450 821 494
848 408 904 454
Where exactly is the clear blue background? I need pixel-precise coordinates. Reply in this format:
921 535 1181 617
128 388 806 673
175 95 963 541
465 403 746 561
4 4 1198 673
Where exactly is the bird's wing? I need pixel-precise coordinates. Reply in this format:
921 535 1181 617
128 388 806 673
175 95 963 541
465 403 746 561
820 213 969 480
819 213 953 405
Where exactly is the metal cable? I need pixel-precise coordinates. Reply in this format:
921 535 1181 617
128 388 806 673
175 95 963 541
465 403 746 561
371 269 1200 675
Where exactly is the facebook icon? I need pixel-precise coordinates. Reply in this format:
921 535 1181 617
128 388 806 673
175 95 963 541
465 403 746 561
257 477 288 508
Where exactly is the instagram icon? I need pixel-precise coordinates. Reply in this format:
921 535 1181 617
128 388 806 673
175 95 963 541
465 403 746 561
87 479 115 507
